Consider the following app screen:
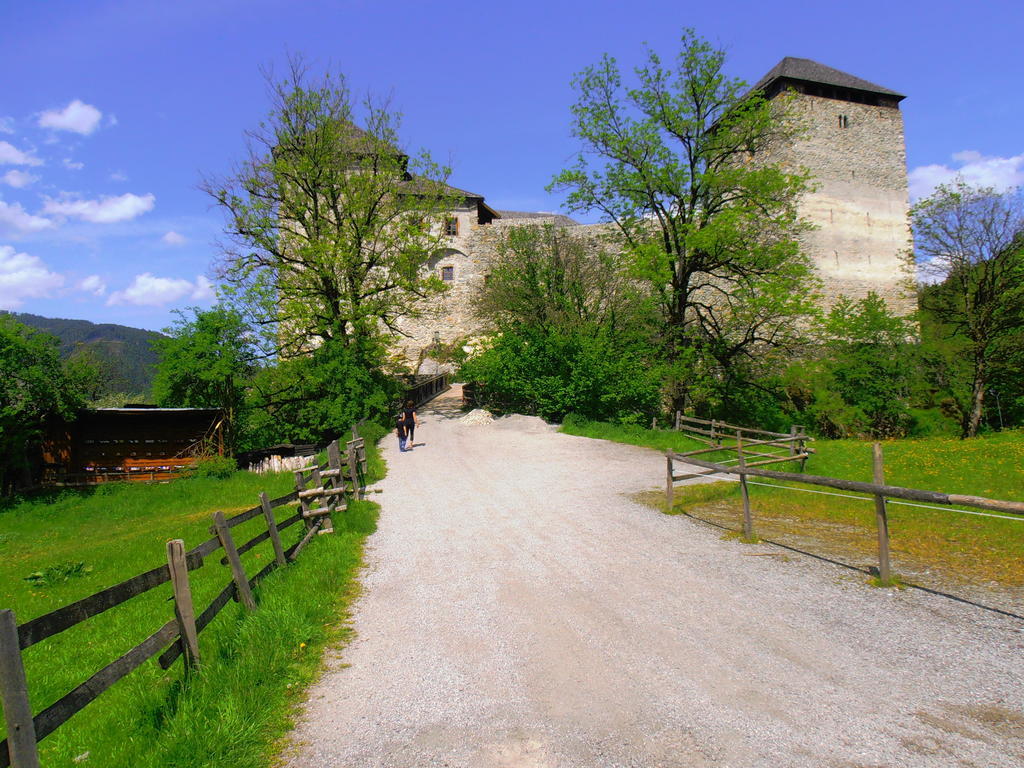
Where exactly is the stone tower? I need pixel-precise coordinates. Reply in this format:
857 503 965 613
753 57 916 315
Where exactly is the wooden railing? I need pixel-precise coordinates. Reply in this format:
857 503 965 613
665 435 1024 583
0 434 368 768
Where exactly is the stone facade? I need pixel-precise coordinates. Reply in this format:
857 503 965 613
393 212 578 365
395 57 917 368
762 91 916 315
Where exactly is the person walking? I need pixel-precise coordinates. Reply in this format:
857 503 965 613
396 412 409 452
402 399 419 449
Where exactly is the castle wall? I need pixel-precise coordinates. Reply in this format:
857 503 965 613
768 94 916 315
393 215 598 367
393 87 918 369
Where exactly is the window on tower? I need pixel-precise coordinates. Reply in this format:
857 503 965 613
838 114 849 129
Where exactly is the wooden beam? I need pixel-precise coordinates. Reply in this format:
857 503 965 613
212 511 256 611
261 491 287 567
0 610 39 768
165 540 200 670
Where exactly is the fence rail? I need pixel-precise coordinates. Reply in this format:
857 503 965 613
665 429 1024 582
0 432 369 768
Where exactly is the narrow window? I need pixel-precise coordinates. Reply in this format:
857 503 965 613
441 266 454 282
838 114 849 129
445 217 459 236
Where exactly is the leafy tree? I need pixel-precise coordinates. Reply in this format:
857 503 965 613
550 29 815 412
462 224 663 421
204 58 455 361
243 336 400 448
912 180 1024 437
152 306 255 453
785 293 916 438
0 315 91 493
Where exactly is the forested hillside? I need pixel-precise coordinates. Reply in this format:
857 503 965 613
6 312 163 397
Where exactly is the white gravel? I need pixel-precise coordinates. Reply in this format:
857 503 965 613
283 387 1024 767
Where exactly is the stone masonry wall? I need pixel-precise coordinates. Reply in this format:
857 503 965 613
393 213 586 366
766 94 916 315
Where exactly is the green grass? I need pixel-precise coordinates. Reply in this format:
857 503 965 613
563 418 1024 589
0 422 387 767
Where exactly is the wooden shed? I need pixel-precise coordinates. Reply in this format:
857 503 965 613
41 407 225 485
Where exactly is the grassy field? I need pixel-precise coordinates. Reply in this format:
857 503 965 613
561 419 1024 592
0 424 386 768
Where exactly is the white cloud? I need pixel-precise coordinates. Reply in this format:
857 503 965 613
0 245 64 309
0 141 42 166
107 273 214 306
79 274 106 296
38 100 103 135
42 192 155 224
909 150 1024 200
2 170 37 188
0 200 53 233
0 117 14 135
161 230 186 246
192 275 215 301
110 170 128 182
62 158 84 171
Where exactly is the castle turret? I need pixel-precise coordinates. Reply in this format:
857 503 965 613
754 57 915 315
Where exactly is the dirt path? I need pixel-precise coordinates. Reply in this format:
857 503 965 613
284 387 1024 767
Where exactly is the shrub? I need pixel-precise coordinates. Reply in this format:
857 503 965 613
187 455 237 479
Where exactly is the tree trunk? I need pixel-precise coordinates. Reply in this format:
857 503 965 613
964 371 987 439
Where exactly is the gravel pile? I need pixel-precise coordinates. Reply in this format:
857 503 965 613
284 390 1024 768
459 408 494 425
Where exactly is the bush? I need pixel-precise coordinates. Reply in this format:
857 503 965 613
458 326 663 423
187 455 237 479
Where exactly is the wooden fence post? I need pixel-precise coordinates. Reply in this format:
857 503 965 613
737 431 754 540
346 440 361 500
873 442 893 584
294 470 312 530
651 415 656 430
710 419 716 446
165 540 200 670
789 425 798 456
212 511 256 611
260 492 287 567
324 441 344 533
674 410 681 430
665 451 674 511
0 609 40 768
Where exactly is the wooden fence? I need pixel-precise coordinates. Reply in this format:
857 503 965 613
0 433 368 768
665 430 1024 583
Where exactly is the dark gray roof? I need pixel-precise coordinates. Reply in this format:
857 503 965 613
497 210 580 226
752 57 904 100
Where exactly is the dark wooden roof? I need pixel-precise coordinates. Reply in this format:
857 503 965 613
752 57 905 102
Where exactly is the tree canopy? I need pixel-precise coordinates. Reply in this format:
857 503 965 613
205 58 456 360
550 29 815 410
912 180 1024 437
0 315 92 493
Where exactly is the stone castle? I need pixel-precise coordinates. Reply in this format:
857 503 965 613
395 57 915 367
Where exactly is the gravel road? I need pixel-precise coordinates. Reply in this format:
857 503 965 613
284 387 1024 767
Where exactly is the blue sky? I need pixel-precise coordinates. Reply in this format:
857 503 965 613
1 0 1021 330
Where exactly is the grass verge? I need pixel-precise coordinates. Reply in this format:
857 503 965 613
0 422 387 768
564 418 1024 594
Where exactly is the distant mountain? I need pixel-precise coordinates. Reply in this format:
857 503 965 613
7 312 166 397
